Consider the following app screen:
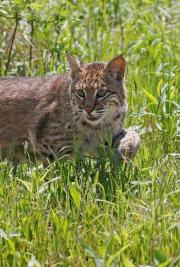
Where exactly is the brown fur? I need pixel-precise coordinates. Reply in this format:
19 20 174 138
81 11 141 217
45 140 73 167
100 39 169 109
0 54 140 162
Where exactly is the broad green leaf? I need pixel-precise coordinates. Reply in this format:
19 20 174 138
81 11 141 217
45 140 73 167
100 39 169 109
143 89 158 104
157 78 163 95
154 250 169 264
69 183 81 209
121 254 135 267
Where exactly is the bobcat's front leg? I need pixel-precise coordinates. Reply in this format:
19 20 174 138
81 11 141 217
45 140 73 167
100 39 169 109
113 128 140 160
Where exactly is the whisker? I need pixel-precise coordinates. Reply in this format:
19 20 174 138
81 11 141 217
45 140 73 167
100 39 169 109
94 109 104 114
95 108 104 112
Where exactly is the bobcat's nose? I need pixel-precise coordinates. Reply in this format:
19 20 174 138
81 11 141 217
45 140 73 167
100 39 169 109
85 107 93 114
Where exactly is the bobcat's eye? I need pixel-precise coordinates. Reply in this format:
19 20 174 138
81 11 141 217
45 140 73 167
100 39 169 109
96 89 107 98
76 89 85 98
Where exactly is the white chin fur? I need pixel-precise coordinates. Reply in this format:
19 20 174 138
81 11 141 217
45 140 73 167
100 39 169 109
80 110 99 124
84 112 105 125
85 116 104 125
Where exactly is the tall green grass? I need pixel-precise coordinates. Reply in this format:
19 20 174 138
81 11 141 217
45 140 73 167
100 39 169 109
0 0 179 266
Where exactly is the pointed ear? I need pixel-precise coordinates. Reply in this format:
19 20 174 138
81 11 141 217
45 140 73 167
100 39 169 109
104 55 126 81
66 52 82 80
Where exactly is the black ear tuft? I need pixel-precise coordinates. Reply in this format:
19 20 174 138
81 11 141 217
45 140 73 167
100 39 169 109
66 52 82 80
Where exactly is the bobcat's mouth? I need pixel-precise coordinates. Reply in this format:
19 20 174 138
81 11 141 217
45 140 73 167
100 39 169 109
85 112 105 124
77 108 104 123
86 115 98 121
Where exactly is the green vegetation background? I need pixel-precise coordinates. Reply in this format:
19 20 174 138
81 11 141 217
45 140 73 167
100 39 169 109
0 0 179 266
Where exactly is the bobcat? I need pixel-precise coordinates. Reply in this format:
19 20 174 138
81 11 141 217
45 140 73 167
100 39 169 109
0 53 140 163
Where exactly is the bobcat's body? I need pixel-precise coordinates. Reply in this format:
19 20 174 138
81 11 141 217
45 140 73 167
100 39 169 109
0 54 140 162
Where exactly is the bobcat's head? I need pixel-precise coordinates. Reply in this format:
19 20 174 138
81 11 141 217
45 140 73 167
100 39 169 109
67 53 128 126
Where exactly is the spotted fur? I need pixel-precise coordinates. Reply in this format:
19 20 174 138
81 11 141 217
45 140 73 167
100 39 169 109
0 54 140 162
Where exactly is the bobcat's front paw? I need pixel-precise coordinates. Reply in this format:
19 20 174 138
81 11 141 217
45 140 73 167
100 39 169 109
117 129 140 160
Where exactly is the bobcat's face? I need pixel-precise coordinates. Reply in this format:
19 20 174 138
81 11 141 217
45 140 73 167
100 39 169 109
67 54 127 126
71 64 113 124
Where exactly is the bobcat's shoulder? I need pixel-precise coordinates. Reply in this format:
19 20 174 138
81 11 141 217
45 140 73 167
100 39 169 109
0 75 71 157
